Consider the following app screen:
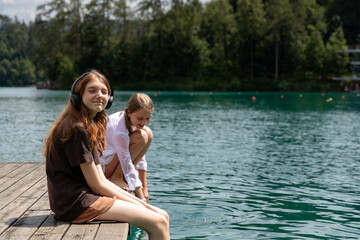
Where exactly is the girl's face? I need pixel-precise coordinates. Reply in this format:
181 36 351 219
82 78 109 118
128 108 152 129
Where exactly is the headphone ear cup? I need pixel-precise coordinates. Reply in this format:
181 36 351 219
105 96 113 109
71 92 81 111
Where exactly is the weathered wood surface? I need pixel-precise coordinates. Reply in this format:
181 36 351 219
0 162 129 240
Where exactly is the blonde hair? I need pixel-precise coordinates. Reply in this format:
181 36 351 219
124 93 153 133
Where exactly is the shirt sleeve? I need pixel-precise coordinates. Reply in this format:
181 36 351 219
136 156 147 171
112 133 142 191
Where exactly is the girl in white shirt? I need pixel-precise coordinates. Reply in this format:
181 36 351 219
100 93 153 202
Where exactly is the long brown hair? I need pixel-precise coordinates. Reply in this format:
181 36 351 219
124 93 153 133
43 70 110 158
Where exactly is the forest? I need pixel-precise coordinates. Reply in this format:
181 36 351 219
0 0 359 91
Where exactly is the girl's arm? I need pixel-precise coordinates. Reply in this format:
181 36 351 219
113 133 143 191
138 169 149 202
80 161 144 207
95 163 146 204
81 161 162 214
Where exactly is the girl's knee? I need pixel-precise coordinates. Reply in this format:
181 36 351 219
154 214 169 233
165 212 169 223
130 129 148 145
143 214 169 240
144 127 153 142
160 209 169 223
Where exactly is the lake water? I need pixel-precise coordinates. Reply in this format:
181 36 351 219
1 87 360 239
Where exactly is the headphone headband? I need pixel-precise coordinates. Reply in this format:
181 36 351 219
70 72 91 94
70 71 114 111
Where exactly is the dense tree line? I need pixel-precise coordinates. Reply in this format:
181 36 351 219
0 0 359 91
0 15 37 86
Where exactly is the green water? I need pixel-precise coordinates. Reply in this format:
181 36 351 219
1 87 360 239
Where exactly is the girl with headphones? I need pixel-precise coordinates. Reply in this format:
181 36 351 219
44 70 169 239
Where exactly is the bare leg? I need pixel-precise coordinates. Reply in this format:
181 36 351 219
96 200 170 240
129 126 153 166
104 154 128 190
129 127 153 200
106 127 153 198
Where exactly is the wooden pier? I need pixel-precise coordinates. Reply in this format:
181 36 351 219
0 162 129 240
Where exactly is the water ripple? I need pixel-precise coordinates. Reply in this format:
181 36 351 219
2 89 360 239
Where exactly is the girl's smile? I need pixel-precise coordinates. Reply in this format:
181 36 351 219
82 79 109 118
128 108 152 129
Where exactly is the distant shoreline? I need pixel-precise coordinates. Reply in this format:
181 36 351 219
0 86 351 93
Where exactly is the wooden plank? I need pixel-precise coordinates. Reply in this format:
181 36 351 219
0 173 61 240
61 224 99 240
0 163 45 210
0 163 129 240
94 223 129 240
0 176 47 235
0 163 9 168
0 209 50 240
27 193 70 239
29 192 50 211
1 163 40 179
0 163 40 193
27 180 70 240
0 162 41 187
29 215 69 240
0 163 23 179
